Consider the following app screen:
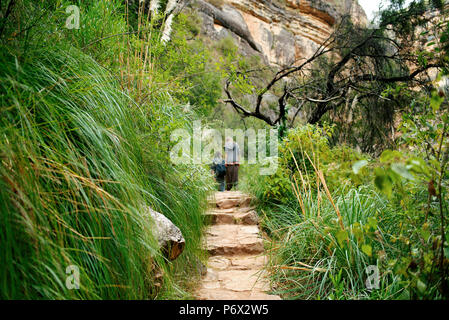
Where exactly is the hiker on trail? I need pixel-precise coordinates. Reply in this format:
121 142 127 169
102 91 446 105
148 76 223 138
224 137 240 191
210 152 226 192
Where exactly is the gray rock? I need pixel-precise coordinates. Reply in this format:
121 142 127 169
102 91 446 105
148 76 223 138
146 207 185 260
192 0 367 68
194 0 262 52
273 28 296 66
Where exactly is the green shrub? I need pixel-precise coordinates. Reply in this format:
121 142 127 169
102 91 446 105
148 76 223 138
252 122 448 300
255 124 370 205
0 0 212 299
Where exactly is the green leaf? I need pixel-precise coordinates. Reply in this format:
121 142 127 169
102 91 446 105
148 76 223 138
430 90 444 112
352 160 368 174
391 163 415 181
335 230 348 247
417 279 427 294
374 170 393 197
407 158 430 176
361 244 372 257
420 225 431 242
380 150 402 163
351 222 364 242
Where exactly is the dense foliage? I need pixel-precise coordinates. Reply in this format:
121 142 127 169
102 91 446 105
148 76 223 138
244 95 449 300
0 0 220 299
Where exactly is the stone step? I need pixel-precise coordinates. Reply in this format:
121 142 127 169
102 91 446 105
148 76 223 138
204 208 259 225
207 255 267 271
196 191 281 301
234 210 259 225
196 259 281 300
205 224 264 256
196 270 280 300
207 191 253 209
196 288 282 300
215 196 252 209
204 208 235 224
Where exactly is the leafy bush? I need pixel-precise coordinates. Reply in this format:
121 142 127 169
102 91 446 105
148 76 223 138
254 124 370 205
252 118 448 299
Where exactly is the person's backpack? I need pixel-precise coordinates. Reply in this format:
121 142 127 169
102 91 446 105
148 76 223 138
216 161 226 178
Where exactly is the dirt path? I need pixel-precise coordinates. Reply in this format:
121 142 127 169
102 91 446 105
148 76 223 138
195 191 281 300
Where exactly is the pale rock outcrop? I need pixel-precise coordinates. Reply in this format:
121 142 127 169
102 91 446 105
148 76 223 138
195 0 367 67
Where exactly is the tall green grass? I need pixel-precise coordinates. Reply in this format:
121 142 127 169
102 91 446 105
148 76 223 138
254 151 404 300
261 188 403 299
0 0 212 299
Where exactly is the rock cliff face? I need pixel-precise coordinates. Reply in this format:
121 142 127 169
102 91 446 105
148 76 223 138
195 0 367 66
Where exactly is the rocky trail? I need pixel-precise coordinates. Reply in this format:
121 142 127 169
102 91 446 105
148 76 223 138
195 191 281 300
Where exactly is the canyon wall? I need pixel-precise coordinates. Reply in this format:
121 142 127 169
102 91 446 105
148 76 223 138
194 0 367 66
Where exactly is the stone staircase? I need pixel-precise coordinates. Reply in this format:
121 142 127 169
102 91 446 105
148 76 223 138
195 191 281 300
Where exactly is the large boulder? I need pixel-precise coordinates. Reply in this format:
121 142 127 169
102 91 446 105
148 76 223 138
146 207 185 260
